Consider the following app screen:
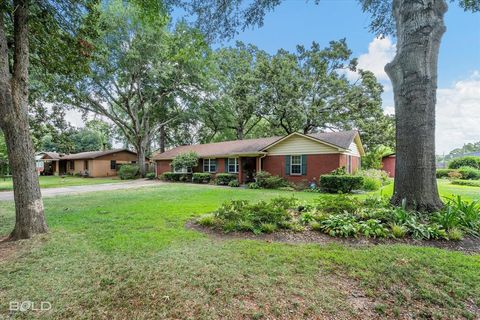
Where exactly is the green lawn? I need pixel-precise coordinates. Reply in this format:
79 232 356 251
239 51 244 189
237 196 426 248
0 183 479 319
0 175 123 191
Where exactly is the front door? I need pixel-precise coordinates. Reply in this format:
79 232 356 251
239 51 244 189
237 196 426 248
241 157 257 183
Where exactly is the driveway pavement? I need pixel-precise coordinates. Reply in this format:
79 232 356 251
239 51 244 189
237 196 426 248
0 179 161 202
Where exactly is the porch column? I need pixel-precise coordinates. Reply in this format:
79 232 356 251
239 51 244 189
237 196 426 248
256 157 261 173
238 157 243 184
54 161 59 176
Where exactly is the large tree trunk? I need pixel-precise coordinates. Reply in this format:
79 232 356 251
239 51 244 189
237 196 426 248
0 1 48 239
136 140 147 177
385 0 446 212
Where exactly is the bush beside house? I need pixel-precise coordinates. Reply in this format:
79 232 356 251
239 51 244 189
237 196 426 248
118 164 140 180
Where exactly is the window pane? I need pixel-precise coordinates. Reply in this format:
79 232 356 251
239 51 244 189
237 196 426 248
291 165 301 174
291 155 301 165
228 158 238 173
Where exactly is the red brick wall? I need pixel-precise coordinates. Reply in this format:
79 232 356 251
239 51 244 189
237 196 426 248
339 154 361 174
156 158 228 176
156 160 171 176
262 154 346 183
382 156 395 177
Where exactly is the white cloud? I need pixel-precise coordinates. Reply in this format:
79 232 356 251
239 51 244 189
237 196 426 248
436 71 480 154
357 37 396 81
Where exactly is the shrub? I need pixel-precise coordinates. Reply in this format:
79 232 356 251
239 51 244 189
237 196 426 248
361 176 382 191
448 156 480 169
432 206 461 230
160 172 192 182
320 175 363 193
314 195 359 214
445 196 480 236
145 172 156 180
448 171 463 180
192 172 211 184
118 165 139 180
228 180 240 187
260 223 277 233
247 182 260 189
255 171 288 189
451 180 480 187
215 173 237 185
436 169 455 178
356 169 390 185
457 166 480 180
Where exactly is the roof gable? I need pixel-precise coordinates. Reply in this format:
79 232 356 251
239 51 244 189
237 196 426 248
263 132 344 155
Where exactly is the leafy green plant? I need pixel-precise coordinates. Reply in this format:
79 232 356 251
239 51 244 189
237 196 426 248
390 224 406 238
448 156 480 169
228 180 240 187
160 172 192 182
457 166 480 180
260 223 277 233
447 228 464 241
444 196 480 236
314 195 359 214
247 182 259 189
254 171 288 189
118 165 139 180
355 169 390 191
436 169 456 179
358 219 388 238
299 212 316 225
318 214 359 237
145 172 156 180
450 180 480 187
320 175 363 193
192 172 211 184
198 214 217 227
215 173 237 185
171 152 198 172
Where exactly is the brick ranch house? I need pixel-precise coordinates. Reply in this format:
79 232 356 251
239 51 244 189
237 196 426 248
37 149 146 177
153 131 365 184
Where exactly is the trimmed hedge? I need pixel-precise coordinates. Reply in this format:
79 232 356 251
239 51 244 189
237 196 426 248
146 172 156 180
448 156 480 169
451 180 480 187
436 169 455 178
457 166 480 180
192 172 211 184
118 165 139 180
320 175 363 193
160 172 192 182
228 180 240 187
216 173 237 185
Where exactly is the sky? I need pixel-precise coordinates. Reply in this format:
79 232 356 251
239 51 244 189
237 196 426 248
66 0 480 154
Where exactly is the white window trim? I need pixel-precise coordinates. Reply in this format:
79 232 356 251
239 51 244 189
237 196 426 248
227 158 239 173
203 159 217 173
290 155 302 176
173 166 192 173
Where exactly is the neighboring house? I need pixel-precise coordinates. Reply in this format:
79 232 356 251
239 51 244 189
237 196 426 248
153 131 364 184
382 154 396 178
37 149 144 177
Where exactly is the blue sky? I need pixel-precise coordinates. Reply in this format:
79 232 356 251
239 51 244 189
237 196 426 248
207 1 480 154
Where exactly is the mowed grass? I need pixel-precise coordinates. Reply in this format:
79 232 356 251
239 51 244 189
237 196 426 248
0 175 123 191
0 184 479 319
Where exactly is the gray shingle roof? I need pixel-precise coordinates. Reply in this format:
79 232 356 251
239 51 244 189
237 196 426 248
153 131 360 160
62 149 136 160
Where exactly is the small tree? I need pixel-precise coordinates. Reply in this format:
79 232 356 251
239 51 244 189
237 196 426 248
362 146 394 169
171 152 199 172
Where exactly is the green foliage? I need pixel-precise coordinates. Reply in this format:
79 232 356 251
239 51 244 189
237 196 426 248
457 166 480 180
444 196 480 236
171 152 199 173
254 171 288 189
160 172 192 182
451 180 480 187
247 182 260 189
192 172 211 184
198 214 217 227
447 228 464 241
215 173 237 185
228 180 240 187
436 169 455 178
318 214 359 237
362 146 394 169
355 169 390 191
448 156 480 169
314 195 360 214
146 172 156 180
390 224 406 238
0 132 9 176
118 165 140 180
358 219 388 238
320 175 363 193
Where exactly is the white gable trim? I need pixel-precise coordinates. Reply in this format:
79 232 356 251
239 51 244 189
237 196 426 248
262 132 346 154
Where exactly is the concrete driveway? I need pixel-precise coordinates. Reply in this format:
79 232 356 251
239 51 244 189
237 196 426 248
0 179 161 202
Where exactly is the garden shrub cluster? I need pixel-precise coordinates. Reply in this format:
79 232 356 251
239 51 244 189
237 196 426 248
254 171 288 189
118 165 139 180
145 172 156 180
160 172 192 182
319 175 363 193
436 169 454 178
215 173 237 185
448 156 480 169
198 194 480 240
192 173 211 184
457 166 480 180
355 169 390 191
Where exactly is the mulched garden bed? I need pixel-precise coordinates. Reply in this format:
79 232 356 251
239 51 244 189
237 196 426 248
186 220 480 254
